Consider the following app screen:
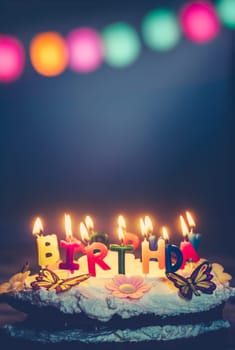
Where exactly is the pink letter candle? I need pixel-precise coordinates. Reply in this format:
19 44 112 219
80 221 111 276
59 214 82 272
179 215 200 269
32 217 60 268
84 242 111 277
123 232 140 251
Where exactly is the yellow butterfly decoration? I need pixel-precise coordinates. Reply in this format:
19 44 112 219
0 262 30 295
212 263 232 285
31 269 90 293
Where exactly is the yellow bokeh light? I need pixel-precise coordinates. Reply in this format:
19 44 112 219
30 32 68 76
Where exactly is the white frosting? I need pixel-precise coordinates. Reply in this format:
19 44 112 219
17 269 233 322
10 253 232 323
3 320 230 343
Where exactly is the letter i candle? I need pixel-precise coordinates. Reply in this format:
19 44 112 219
59 214 82 272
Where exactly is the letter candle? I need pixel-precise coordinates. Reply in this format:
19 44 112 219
117 215 140 251
164 227 183 273
59 214 82 272
85 215 109 246
141 218 165 273
109 219 133 274
157 227 167 269
186 211 202 251
32 217 60 268
179 215 200 269
80 222 111 277
145 216 157 252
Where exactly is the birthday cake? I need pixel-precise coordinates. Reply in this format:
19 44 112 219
0 214 234 349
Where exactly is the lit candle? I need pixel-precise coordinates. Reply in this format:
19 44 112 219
141 218 168 273
179 215 200 269
140 217 150 274
85 215 109 246
145 216 157 252
109 225 133 275
164 227 183 273
32 217 60 268
157 227 167 269
59 214 83 272
117 215 140 250
186 211 202 251
80 222 111 277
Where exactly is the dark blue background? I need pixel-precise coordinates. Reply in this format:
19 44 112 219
0 0 234 257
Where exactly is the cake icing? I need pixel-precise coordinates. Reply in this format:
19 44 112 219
13 271 233 322
0 250 234 345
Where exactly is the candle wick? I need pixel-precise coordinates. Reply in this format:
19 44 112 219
185 234 189 241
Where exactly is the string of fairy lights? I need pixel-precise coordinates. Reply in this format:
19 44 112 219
0 0 235 83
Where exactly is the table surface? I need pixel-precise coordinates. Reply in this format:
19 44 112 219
0 245 235 349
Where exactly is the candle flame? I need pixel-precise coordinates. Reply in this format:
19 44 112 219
162 226 169 240
118 215 126 229
65 213 72 239
186 211 196 228
118 226 125 242
144 216 153 234
80 222 90 243
180 215 189 237
85 215 94 231
140 218 147 237
32 217 43 236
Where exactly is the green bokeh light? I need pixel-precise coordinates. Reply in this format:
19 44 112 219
142 8 181 51
216 0 235 28
101 22 141 68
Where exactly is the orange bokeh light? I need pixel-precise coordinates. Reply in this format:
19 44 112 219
30 32 68 76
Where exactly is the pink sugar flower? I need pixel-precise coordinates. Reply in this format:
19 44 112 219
105 275 151 299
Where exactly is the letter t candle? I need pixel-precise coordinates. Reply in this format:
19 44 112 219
110 226 133 274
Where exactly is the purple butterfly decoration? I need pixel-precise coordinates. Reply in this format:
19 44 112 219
166 261 216 300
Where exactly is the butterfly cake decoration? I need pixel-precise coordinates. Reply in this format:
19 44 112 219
31 269 90 293
166 261 216 300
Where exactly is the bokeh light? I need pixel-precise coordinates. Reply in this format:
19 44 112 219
0 35 25 83
30 32 68 76
142 8 181 51
67 28 103 73
101 22 141 68
180 1 220 43
216 0 235 28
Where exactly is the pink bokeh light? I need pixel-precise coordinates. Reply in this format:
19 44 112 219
67 28 103 73
180 1 220 43
0 35 25 82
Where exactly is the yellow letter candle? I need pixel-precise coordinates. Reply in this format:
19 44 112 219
32 217 60 268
